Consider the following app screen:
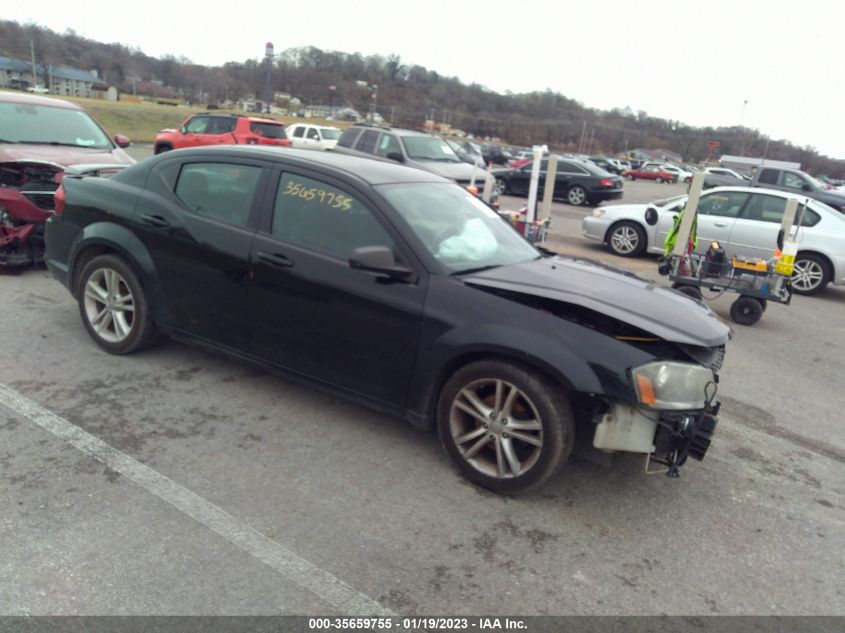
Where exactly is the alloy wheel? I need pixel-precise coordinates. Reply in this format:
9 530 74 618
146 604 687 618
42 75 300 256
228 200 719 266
792 259 825 293
448 378 543 479
610 225 641 255
83 268 135 343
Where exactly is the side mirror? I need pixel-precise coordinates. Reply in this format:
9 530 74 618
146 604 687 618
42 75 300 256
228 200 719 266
802 183 813 192
349 246 415 281
386 151 403 162
113 134 131 148
644 207 658 226
180 126 188 133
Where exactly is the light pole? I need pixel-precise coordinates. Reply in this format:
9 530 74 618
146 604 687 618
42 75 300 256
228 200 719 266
369 84 378 123
740 99 748 127
264 42 274 114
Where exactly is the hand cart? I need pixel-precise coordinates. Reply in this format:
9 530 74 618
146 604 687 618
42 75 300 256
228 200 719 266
659 173 804 326
667 249 792 326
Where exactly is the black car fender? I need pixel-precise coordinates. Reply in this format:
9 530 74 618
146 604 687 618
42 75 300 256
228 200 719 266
67 222 175 329
406 320 651 428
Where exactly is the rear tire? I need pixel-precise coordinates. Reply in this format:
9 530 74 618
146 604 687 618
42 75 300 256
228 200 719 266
656 176 664 183
626 174 635 181
77 254 158 354
437 360 574 494
791 253 831 296
567 185 587 206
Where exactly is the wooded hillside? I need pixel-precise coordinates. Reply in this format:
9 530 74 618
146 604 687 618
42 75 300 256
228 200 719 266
1 20 842 177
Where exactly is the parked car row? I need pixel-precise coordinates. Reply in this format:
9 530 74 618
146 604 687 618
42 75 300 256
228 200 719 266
492 157 624 206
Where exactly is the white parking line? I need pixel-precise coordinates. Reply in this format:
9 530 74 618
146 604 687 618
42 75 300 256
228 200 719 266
0 383 393 616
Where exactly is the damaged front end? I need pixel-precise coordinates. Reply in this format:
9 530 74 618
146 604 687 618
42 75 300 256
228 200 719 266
0 161 125 268
464 267 730 477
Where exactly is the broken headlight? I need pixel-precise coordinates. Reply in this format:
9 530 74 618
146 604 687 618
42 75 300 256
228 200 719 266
632 361 716 410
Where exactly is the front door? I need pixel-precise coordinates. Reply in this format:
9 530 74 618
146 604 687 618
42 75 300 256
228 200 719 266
693 190 751 256
247 168 426 406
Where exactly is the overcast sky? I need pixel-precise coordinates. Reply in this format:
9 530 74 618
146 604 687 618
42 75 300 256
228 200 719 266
5 0 844 158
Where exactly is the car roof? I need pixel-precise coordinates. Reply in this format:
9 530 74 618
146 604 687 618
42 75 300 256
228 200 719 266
154 146 451 185
350 124 430 138
0 90 83 110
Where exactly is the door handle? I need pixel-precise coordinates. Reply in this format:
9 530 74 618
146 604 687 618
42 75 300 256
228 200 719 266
256 251 294 268
140 213 170 228
714 222 728 227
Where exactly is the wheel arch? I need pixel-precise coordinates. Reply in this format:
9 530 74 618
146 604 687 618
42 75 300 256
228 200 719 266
68 223 173 328
795 249 833 273
410 337 623 430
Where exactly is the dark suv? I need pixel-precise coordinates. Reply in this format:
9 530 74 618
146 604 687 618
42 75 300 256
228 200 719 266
333 124 489 189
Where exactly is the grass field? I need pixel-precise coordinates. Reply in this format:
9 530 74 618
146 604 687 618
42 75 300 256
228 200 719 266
56 95 347 144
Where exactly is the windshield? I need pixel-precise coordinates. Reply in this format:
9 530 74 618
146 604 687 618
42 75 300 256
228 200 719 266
320 127 341 140
401 137 461 162
0 102 112 149
377 183 539 273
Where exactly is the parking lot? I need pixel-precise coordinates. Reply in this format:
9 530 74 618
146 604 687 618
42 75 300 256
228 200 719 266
1 146 844 616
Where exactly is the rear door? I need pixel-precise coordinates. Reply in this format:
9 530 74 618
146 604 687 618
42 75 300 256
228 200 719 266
132 156 269 347
729 193 814 260
693 190 750 256
246 167 426 405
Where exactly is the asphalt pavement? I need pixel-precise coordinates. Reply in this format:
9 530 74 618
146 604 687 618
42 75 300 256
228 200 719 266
1 146 843 616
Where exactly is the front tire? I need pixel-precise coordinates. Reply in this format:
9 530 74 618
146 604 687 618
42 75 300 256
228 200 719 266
730 296 764 326
626 174 635 181
791 253 831 295
607 221 647 257
437 360 574 494
567 185 587 206
154 143 172 154
656 176 664 183
77 254 158 354
495 177 509 195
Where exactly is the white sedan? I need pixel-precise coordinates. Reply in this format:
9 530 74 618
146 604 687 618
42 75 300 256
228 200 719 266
581 187 845 295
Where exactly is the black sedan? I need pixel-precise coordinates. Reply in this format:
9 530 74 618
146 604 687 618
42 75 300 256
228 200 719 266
493 157 624 206
45 147 729 493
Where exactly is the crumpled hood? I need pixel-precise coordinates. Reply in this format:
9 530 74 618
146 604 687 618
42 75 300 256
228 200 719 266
464 256 732 348
0 144 134 167
417 160 489 182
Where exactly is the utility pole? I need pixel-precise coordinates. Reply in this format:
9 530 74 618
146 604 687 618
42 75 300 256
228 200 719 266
577 120 587 153
30 39 38 89
264 42 274 114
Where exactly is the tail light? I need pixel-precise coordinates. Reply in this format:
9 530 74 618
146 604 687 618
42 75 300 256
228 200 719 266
600 178 613 187
54 184 66 215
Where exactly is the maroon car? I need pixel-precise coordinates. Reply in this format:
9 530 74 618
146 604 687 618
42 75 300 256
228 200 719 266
622 165 677 183
0 91 134 266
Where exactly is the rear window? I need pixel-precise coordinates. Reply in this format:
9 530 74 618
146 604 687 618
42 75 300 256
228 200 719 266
337 127 362 148
356 130 380 154
250 122 286 139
